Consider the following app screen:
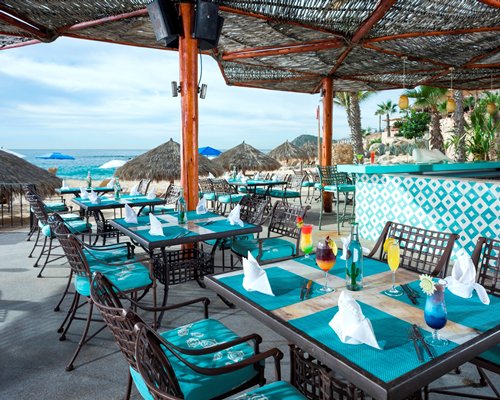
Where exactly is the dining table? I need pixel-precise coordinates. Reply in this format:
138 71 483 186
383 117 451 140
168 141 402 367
55 186 115 197
109 210 263 324
226 178 287 197
205 253 500 400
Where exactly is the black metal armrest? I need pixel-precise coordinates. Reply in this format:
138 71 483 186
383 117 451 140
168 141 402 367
82 240 135 257
129 296 210 318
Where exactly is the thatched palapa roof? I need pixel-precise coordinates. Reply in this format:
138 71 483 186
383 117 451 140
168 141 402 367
0 150 62 197
0 1 498 92
217 142 281 172
115 139 223 181
268 140 307 164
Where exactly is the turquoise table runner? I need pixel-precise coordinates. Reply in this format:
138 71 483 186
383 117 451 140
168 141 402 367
289 303 457 383
137 225 195 243
295 251 388 279
382 280 500 333
195 219 255 233
115 215 153 228
219 267 324 311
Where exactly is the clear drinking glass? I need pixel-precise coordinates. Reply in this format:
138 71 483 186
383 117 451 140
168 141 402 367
384 241 402 297
300 224 314 258
424 280 449 347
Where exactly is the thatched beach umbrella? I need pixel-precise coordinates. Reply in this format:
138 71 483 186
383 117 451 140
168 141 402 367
115 139 223 181
0 150 62 197
217 141 281 172
268 140 307 164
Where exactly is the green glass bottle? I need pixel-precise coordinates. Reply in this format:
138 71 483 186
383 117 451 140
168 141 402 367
114 178 121 200
346 222 364 291
86 170 92 189
177 189 187 224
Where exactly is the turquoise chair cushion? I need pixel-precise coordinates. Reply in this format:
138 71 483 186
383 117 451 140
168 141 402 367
302 181 314 187
44 202 68 212
239 381 306 399
231 237 296 261
130 318 259 400
139 205 175 216
323 184 355 193
314 182 322 189
217 194 247 203
83 246 131 263
237 187 248 193
203 193 216 201
269 189 300 198
204 233 254 249
60 213 82 221
74 262 151 296
40 220 91 237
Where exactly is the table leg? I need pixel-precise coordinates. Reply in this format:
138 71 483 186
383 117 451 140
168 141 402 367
149 252 158 329
157 247 170 326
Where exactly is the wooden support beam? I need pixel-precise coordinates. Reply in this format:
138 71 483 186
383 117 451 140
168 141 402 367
464 45 500 66
321 77 333 213
0 38 39 51
63 8 148 32
179 2 199 211
0 10 49 40
363 43 451 67
351 0 398 43
477 0 500 8
222 38 345 60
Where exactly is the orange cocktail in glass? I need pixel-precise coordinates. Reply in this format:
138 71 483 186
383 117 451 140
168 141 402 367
316 237 337 293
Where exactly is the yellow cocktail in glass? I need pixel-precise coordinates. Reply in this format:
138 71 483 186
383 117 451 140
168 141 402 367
384 240 403 297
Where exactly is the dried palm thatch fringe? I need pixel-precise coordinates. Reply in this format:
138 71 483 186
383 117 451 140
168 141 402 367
115 139 224 181
216 141 281 172
0 150 62 197
268 140 308 164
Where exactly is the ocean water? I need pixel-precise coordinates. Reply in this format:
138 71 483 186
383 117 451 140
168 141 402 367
14 149 146 180
13 148 273 181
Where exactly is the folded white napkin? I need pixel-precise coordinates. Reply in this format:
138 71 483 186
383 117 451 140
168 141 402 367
88 189 100 204
124 204 138 224
242 252 274 296
254 172 260 180
107 178 115 188
208 172 215 179
241 176 248 184
329 291 381 349
272 174 279 182
148 213 164 236
236 172 244 180
227 204 244 227
129 184 140 196
79 187 89 200
445 249 490 305
196 195 208 214
146 186 156 200
61 180 69 190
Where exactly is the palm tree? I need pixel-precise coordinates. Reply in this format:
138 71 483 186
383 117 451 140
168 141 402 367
334 91 374 154
405 86 448 152
375 100 397 138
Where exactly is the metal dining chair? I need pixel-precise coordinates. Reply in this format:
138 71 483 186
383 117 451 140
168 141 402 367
368 221 459 278
134 322 308 400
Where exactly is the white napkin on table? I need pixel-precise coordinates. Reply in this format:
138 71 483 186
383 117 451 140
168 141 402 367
196 196 207 214
412 148 452 164
146 186 156 200
129 184 140 196
254 172 260 180
79 187 89 200
208 172 215 179
236 172 244 180
242 252 274 296
329 291 381 349
88 189 100 204
227 204 244 227
61 180 69 190
107 178 115 188
241 176 248 184
445 249 490 305
148 213 164 236
124 204 138 224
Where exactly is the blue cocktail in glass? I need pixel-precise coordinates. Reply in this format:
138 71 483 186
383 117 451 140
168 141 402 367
424 280 449 347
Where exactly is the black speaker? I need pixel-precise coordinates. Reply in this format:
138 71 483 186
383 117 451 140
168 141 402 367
147 0 180 48
194 1 224 50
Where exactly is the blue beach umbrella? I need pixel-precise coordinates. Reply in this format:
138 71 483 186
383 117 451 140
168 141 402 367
36 152 75 160
199 146 221 157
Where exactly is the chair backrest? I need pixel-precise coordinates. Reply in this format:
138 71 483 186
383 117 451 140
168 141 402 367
90 272 144 369
134 322 184 400
368 221 459 277
316 165 350 186
24 188 49 225
163 184 182 205
472 237 500 296
211 178 234 195
137 179 151 195
268 201 310 241
286 173 305 190
198 178 213 196
239 196 268 225
48 214 91 278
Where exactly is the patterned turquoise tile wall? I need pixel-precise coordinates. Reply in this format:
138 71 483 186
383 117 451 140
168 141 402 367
356 174 499 256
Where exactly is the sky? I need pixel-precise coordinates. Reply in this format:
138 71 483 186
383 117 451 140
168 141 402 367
0 37 403 150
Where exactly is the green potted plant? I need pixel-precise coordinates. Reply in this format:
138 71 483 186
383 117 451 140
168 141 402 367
465 108 499 161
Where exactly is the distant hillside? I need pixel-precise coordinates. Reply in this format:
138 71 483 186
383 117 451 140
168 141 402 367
291 134 319 147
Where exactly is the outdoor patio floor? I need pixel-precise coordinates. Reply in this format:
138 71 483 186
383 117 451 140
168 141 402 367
0 202 498 399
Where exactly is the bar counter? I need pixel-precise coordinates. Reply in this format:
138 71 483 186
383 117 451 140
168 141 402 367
337 161 500 254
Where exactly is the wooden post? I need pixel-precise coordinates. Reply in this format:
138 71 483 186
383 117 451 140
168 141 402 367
179 2 198 210
321 77 333 213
